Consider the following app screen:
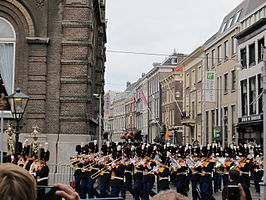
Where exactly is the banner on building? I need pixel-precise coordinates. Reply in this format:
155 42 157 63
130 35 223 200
205 71 215 102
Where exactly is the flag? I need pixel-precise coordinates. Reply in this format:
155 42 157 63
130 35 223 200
138 89 148 105
164 127 169 141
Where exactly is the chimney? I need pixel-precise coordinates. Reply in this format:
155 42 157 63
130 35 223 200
126 81 131 88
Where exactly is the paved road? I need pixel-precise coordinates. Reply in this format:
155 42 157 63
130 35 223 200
124 182 260 200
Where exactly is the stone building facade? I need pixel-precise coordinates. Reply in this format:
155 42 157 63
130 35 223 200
181 47 204 145
236 3 265 145
0 0 106 164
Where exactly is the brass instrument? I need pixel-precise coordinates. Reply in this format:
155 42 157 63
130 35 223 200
214 162 224 174
90 156 122 179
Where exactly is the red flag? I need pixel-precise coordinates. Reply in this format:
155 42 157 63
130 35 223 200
138 89 148 105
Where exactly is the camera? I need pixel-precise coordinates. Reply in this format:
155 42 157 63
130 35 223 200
227 184 239 200
37 186 63 200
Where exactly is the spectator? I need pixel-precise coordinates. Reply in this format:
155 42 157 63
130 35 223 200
222 169 252 200
151 190 188 200
0 163 80 200
0 163 37 200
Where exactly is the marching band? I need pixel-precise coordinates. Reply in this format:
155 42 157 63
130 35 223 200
70 140 264 200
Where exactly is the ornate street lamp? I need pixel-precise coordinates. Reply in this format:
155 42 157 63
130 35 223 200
6 88 29 159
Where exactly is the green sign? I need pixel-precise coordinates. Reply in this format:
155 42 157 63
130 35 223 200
213 127 221 138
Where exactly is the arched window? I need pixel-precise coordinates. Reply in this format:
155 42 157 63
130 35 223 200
0 17 15 110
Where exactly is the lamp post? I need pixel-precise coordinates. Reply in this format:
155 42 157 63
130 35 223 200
93 93 102 152
6 88 29 160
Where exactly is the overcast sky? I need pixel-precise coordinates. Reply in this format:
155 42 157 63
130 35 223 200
105 0 243 92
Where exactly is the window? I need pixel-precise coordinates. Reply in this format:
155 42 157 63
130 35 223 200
206 53 209 69
227 17 234 28
197 90 201 114
249 43 255 67
241 80 248 116
231 70 236 91
186 94 189 115
224 107 228 146
224 73 228 93
258 74 263 113
224 40 229 59
240 48 247 69
186 72 190 88
258 37 264 63
249 77 256 115
211 110 215 141
221 22 227 33
206 111 209 144
0 17 15 111
192 70 196 86
234 10 241 24
192 101 195 119
198 65 202 82
212 49 216 66
231 36 236 56
218 45 222 64
231 105 236 142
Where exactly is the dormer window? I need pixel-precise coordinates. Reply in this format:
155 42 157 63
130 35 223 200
234 10 241 24
227 17 234 29
221 22 227 33
171 58 177 65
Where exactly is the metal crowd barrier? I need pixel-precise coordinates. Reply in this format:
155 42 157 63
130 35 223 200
48 164 74 185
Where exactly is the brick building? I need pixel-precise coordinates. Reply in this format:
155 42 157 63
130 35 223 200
160 66 184 145
0 0 106 164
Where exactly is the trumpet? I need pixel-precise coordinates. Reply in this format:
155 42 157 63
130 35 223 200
90 156 122 179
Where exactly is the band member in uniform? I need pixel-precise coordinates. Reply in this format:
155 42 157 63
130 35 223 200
121 146 136 199
143 145 157 200
199 148 215 200
133 145 145 200
190 151 202 200
73 144 83 197
238 149 252 188
98 144 111 197
253 153 263 193
155 151 170 192
174 148 188 197
110 149 124 198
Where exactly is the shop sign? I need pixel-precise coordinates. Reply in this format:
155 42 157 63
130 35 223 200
239 114 263 123
205 71 215 102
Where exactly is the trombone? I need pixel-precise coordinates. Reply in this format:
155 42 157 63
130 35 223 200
90 156 122 179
